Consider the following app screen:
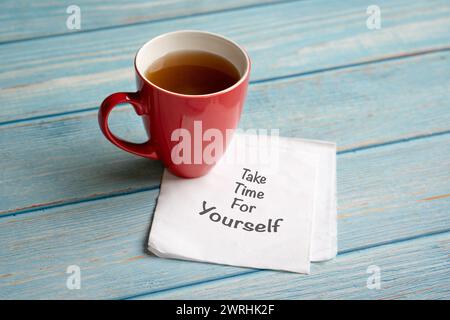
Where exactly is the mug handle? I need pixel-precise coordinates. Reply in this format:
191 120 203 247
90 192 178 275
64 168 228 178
98 92 159 160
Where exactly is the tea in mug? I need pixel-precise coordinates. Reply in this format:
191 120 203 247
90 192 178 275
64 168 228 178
145 50 240 95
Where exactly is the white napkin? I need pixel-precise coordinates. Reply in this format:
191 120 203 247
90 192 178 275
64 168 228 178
148 133 336 273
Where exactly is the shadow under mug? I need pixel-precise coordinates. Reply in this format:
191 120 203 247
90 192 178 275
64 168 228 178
98 30 250 178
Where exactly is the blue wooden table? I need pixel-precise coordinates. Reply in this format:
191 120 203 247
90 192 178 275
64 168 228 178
1 0 449 300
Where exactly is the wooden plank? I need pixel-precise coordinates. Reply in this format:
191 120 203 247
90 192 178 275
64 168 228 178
1 0 449 123
142 232 450 300
0 135 449 299
1 51 450 214
0 0 283 43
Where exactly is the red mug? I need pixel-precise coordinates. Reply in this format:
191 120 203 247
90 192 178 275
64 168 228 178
99 30 250 178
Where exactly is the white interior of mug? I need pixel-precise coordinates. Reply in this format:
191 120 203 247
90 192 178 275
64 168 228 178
135 30 250 93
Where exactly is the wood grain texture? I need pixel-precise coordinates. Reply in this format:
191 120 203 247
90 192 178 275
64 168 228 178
1 51 450 214
142 232 450 300
0 135 449 299
0 0 283 42
1 0 449 123
1 0 449 301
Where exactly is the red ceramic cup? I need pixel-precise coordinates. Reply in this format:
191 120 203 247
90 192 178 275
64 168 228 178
99 30 250 178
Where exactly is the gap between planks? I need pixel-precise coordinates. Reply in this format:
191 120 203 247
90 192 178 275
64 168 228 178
121 228 450 299
2 128 449 218
0 0 301 46
1 132 448 299
1 45 450 128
